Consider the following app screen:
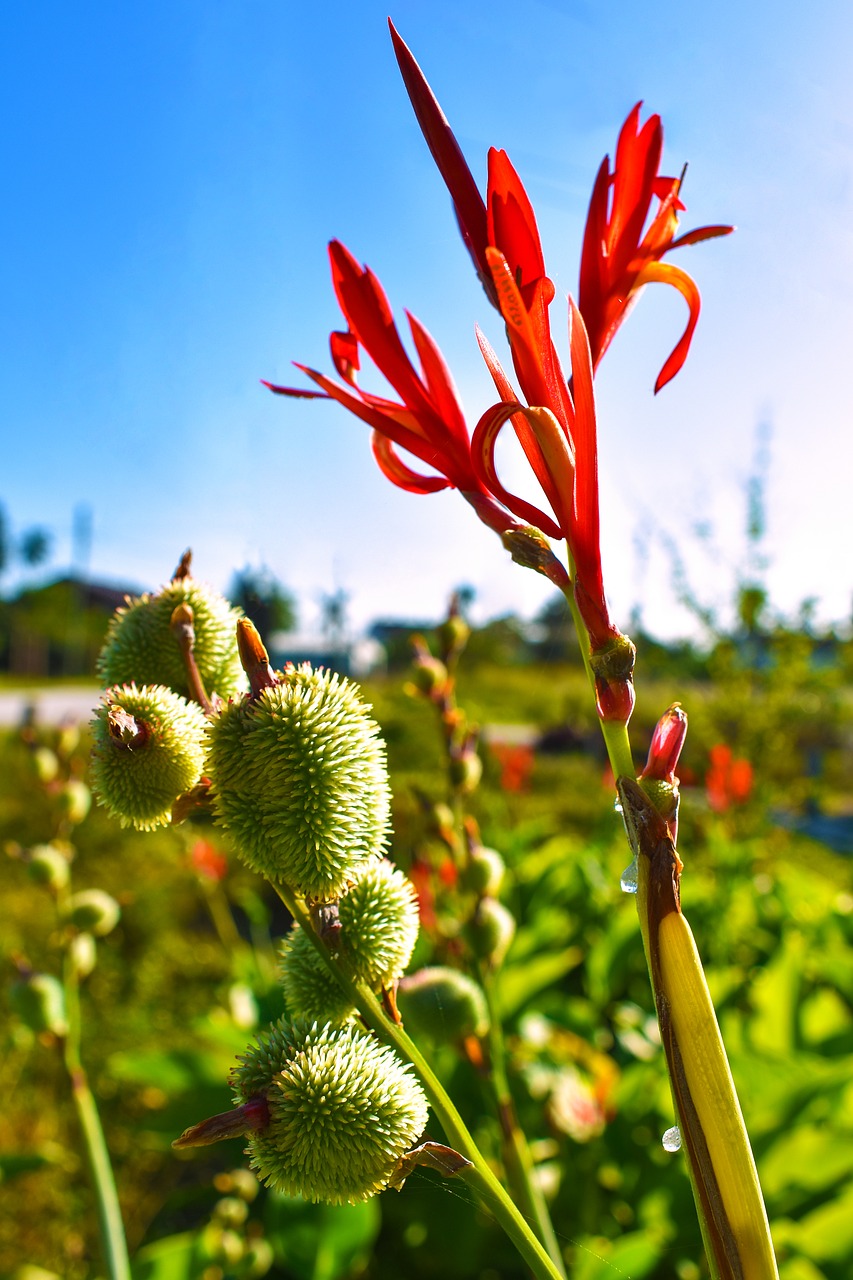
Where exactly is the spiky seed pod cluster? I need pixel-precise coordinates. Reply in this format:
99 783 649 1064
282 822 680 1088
280 860 420 1023
337 859 419 988
97 577 245 700
207 664 391 899
90 684 208 830
232 1019 429 1204
396 967 489 1043
279 927 356 1026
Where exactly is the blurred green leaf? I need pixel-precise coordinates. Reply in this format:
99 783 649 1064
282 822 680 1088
498 948 583 1019
264 1193 381 1280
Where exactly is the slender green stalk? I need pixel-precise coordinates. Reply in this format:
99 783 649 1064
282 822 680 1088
479 967 566 1277
61 951 131 1280
273 882 565 1280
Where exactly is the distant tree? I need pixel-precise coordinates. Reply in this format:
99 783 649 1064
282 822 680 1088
19 527 52 568
530 594 584 664
229 567 297 644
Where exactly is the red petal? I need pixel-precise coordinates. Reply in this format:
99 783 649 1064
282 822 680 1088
388 21 494 306
330 330 360 383
471 400 564 539
262 379 328 399
371 431 453 494
487 149 547 291
668 224 735 250
567 298 605 617
579 155 613 368
609 105 662 279
405 311 470 451
631 261 701 392
328 242 437 421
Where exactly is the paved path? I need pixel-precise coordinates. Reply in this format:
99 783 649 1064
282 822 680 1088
0 686 102 726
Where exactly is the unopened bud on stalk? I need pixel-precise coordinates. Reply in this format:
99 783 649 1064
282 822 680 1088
500 526 571 589
10 971 68 1037
66 889 121 937
230 1019 429 1203
589 633 637 724
397 967 489 1042
90 685 208 830
449 741 482 794
207 664 391 899
469 897 515 968
639 703 688 842
463 846 505 897
437 608 470 662
27 844 71 892
97 570 244 701
409 637 448 697
57 780 92 827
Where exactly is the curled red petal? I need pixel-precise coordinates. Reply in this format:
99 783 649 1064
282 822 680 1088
371 431 453 494
471 401 564 539
632 261 701 393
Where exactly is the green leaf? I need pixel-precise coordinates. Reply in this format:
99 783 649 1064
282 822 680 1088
264 1193 381 1280
497 947 583 1019
569 1229 664 1279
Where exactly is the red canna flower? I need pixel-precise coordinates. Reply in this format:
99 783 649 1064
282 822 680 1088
390 20 731 394
579 104 733 392
264 240 522 540
705 743 753 813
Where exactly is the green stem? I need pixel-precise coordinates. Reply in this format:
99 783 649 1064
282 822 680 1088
61 950 131 1280
273 883 564 1280
560 578 634 781
479 967 566 1277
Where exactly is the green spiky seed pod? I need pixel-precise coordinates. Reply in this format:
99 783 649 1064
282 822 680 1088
337 859 419 989
279 927 356 1026
469 897 515 968
28 844 70 891
207 665 391 898
10 972 68 1037
97 577 244 700
280 861 420 1023
463 847 505 897
233 1019 429 1204
396 967 489 1042
66 889 121 937
90 684 208 831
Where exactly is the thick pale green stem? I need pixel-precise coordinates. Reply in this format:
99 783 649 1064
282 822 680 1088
273 883 565 1280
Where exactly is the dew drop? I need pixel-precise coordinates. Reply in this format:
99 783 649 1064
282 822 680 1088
662 1125 682 1153
620 858 639 895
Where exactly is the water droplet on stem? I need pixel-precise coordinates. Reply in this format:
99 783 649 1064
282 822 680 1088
662 1125 682 1153
620 858 638 895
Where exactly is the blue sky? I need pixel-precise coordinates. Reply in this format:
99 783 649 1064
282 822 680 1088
3 1 852 638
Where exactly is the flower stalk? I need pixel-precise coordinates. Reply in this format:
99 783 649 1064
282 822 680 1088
271 880 566 1280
